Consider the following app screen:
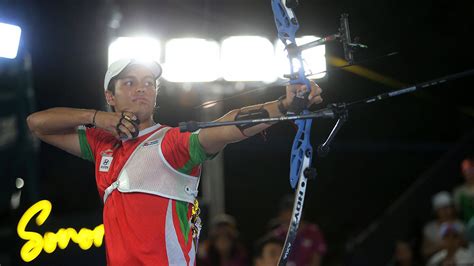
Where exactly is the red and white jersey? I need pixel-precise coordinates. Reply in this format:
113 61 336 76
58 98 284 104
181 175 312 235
78 124 213 266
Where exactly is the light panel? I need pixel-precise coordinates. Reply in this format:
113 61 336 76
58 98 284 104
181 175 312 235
163 38 220 82
0 22 22 59
108 37 161 66
221 36 277 82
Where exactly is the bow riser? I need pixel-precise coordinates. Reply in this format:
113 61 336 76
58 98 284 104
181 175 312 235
271 1 315 265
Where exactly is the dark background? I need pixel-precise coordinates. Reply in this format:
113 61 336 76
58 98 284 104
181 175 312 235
0 0 473 265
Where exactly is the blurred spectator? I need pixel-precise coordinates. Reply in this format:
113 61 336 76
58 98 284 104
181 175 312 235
254 235 283 266
453 157 474 224
421 191 464 260
270 195 327 266
426 222 474 265
197 214 249 266
387 240 421 266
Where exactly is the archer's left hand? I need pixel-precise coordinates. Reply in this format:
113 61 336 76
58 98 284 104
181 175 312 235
283 80 323 109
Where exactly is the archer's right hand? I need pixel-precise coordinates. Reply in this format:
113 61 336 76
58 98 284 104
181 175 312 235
94 111 139 140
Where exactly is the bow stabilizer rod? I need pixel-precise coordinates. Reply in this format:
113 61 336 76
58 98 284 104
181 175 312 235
179 68 474 134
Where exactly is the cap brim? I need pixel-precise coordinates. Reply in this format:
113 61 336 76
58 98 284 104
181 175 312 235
104 59 162 90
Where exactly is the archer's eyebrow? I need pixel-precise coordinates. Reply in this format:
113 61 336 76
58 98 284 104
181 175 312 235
141 75 155 80
118 75 138 80
119 75 154 81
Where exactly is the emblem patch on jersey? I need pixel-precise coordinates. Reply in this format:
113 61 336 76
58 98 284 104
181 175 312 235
99 156 113 172
143 139 160 147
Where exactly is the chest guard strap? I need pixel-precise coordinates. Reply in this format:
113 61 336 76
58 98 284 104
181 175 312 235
103 127 200 204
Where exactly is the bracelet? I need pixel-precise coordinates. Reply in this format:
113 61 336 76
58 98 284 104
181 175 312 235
92 110 99 127
277 95 288 114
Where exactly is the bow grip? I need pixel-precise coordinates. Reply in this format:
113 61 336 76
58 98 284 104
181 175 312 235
287 78 311 114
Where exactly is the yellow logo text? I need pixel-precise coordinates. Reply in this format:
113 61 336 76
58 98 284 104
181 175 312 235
17 200 104 262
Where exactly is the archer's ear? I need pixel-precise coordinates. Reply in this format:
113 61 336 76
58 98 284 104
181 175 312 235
105 90 115 107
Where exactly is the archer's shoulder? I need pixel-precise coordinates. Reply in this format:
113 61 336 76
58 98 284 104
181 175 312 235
80 125 115 141
163 126 194 139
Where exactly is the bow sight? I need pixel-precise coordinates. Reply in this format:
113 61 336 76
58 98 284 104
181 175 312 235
282 13 368 70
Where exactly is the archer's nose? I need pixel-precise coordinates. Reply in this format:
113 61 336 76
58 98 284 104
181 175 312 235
136 86 146 94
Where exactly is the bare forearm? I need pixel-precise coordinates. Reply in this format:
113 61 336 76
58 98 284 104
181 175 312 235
199 81 322 154
198 100 287 154
234 99 284 138
27 107 95 136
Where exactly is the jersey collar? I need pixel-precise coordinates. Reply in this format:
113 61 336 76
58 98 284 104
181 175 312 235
122 123 162 142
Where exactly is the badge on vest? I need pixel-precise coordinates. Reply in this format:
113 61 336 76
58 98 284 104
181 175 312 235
143 139 160 147
99 156 113 172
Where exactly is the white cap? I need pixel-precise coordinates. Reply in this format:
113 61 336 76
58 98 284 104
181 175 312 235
432 191 452 210
104 59 162 90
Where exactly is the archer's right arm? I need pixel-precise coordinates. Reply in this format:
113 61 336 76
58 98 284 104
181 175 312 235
27 107 138 158
26 108 97 158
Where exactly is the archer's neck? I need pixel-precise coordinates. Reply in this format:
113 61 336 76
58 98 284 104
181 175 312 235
138 118 156 131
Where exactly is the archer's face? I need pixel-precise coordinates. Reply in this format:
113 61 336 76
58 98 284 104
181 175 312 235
106 65 158 119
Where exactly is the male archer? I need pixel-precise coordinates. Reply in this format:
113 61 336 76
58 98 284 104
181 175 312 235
26 59 323 265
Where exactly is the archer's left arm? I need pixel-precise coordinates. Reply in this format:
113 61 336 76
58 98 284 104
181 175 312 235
198 81 323 154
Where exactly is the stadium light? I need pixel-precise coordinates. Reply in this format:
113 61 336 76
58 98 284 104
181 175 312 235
163 38 220 82
0 22 22 59
221 36 277 82
275 36 326 79
108 37 161 66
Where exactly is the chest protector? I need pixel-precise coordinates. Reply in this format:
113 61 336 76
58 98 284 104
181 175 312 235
103 127 200 204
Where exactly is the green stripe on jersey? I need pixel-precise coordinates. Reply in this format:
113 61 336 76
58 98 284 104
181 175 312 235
178 132 216 174
175 201 190 244
78 127 94 162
